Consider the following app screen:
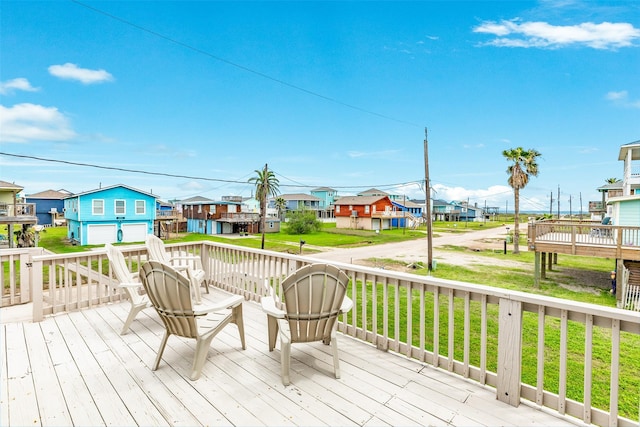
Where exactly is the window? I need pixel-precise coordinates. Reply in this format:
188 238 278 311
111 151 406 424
92 199 104 215
135 200 145 214
365 205 370 214
115 200 125 215
336 205 341 213
198 205 202 213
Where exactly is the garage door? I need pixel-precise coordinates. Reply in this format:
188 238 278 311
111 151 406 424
87 224 117 245
121 223 147 243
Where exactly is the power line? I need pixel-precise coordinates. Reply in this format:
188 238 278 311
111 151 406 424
70 0 421 128
0 151 422 191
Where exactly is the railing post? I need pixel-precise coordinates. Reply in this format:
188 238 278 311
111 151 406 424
19 252 31 304
31 258 43 322
497 297 523 407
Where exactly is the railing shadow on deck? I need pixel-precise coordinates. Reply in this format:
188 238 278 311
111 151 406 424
8 240 640 427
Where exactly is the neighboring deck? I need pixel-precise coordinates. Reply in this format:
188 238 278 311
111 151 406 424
528 221 640 260
1 293 582 427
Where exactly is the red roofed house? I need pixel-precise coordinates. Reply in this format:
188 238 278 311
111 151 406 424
333 195 396 230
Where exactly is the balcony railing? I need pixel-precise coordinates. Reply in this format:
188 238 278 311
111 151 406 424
0 202 36 217
2 241 637 426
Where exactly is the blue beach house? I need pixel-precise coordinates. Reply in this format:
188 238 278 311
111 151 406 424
64 184 157 245
25 189 70 226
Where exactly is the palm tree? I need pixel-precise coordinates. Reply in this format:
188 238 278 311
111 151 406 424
249 164 280 249
605 178 620 184
503 147 541 254
274 197 287 221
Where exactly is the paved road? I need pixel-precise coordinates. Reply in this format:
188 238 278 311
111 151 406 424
308 223 526 267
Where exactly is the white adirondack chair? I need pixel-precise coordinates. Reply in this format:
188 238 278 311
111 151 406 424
105 243 151 335
139 260 246 380
145 234 208 303
261 263 353 385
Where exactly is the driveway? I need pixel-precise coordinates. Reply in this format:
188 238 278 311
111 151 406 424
308 223 527 268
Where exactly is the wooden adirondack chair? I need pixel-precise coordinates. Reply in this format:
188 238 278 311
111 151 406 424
105 243 151 335
139 260 246 380
145 234 209 303
261 263 353 385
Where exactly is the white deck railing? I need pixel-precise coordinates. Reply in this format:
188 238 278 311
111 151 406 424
14 241 640 426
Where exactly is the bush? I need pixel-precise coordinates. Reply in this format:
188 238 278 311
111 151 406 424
286 210 321 234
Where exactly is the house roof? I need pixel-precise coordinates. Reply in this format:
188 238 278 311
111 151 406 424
618 140 640 161
334 195 389 205
311 187 337 192
279 193 321 201
179 196 215 204
597 182 623 192
64 184 157 199
606 194 640 204
392 199 422 208
26 189 69 200
357 188 388 196
0 180 23 192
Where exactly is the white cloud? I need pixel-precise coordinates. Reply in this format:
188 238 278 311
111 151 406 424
605 90 640 108
48 63 114 84
0 103 76 143
474 20 640 50
432 183 513 203
0 78 40 95
347 149 401 159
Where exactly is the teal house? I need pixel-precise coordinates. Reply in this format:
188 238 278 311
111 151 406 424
310 186 338 218
607 195 640 246
64 184 157 245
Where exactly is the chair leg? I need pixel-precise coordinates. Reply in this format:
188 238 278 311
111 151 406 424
330 329 341 379
280 328 291 386
232 304 246 350
153 330 170 371
203 280 210 294
190 334 216 380
120 302 145 335
267 315 279 352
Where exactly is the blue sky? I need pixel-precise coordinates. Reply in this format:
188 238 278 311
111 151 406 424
1 0 639 213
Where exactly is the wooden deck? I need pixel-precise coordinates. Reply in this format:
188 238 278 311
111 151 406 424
1 290 586 427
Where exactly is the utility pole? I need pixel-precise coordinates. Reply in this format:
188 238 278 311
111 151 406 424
549 191 553 217
557 185 560 219
569 195 572 218
403 194 406 235
424 128 433 272
579 192 583 219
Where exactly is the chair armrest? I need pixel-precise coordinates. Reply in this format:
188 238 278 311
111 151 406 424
193 294 243 315
340 296 353 314
261 296 285 318
119 282 142 288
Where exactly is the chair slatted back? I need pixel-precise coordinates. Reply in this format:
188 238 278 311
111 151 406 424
281 263 349 343
146 234 172 264
106 243 135 283
140 261 199 338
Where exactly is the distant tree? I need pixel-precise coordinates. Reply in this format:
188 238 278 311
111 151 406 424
14 224 43 247
248 164 279 249
503 147 541 254
274 197 287 221
286 210 321 234
605 178 620 184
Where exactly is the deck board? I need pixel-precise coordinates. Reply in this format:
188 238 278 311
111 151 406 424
1 290 588 427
